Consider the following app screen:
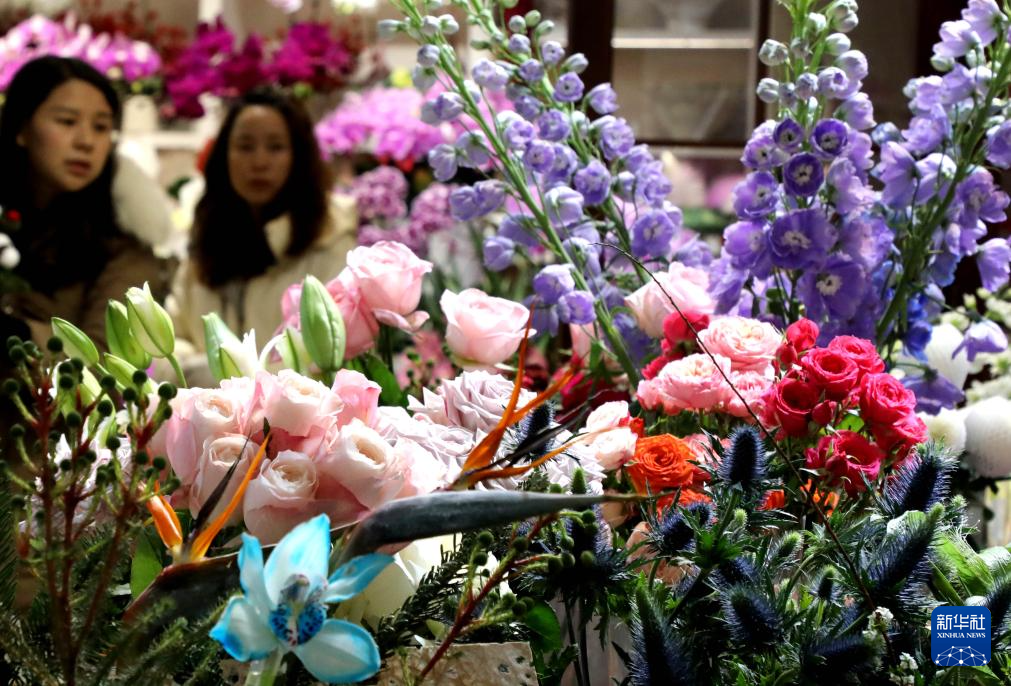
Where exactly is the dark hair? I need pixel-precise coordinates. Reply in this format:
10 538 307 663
191 88 334 288
0 56 123 290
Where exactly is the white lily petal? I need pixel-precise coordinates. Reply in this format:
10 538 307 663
238 533 272 615
323 554 394 603
293 619 381 683
263 514 330 605
208 596 277 661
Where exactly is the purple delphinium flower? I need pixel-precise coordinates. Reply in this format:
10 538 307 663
742 133 789 170
732 172 778 219
456 132 490 168
915 152 957 204
903 371 965 415
598 117 635 161
810 119 849 158
545 145 579 185
420 92 464 124
537 109 571 142
722 220 771 276
449 186 481 221
773 118 805 152
708 258 749 314
985 120 1011 168
767 208 835 269
554 73 585 103
545 186 585 226
573 160 612 206
473 180 506 215
878 141 918 208
977 237 1011 291
797 254 866 319
635 163 673 207
472 59 509 90
783 153 825 197
483 236 515 271
630 210 676 259
557 290 595 325
795 72 818 99
514 95 543 121
519 59 545 83
963 0 1004 45
841 214 894 269
563 237 602 276
826 158 873 215
417 45 440 67
587 83 618 114
428 144 458 182
953 168 1010 227
523 140 557 174
504 119 537 150
541 40 565 65
933 19 981 58
953 319 1008 361
835 93 876 131
817 67 851 99
526 297 560 337
533 264 576 304
498 215 540 248
846 131 875 179
940 65 974 105
508 34 531 54
902 112 949 155
836 50 868 82
613 312 653 366
624 145 655 173
614 171 636 202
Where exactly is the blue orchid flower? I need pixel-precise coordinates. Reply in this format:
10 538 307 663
209 514 392 683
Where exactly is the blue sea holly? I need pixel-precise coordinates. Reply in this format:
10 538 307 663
209 515 392 683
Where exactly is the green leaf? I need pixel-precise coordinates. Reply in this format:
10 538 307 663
0 471 16 610
523 600 562 653
130 528 164 598
361 352 407 407
936 534 994 598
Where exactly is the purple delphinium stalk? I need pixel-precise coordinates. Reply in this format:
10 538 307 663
783 153 825 197
519 59 545 83
474 180 506 215
586 83 618 114
933 19 981 58
483 236 515 271
523 140 557 174
504 119 537 150
563 237 602 276
545 186 585 226
541 40 565 65
428 144 458 181
533 264 576 304
722 220 771 276
508 34 531 54
545 145 579 186
456 132 490 168
773 118 805 152
817 67 851 99
810 118 850 158
573 160 612 206
977 237 1011 291
557 290 596 325
963 0 1005 45
514 95 543 121
732 172 778 219
767 208 835 269
421 92 464 124
840 214 894 269
537 109 571 142
985 120 1011 168
635 163 673 207
836 93 876 131
708 258 749 314
598 117 635 161
554 72 585 103
827 158 874 215
902 371 965 415
630 210 676 259
624 145 655 173
902 113 949 155
953 319 1008 361
499 214 540 249
472 59 509 90
877 141 918 209
953 168 1010 228
797 254 867 319
742 133 789 170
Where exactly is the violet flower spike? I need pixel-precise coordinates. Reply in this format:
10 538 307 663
783 153 825 197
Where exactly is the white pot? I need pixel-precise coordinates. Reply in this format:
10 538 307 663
121 94 159 135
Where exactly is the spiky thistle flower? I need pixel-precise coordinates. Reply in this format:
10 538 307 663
717 426 767 489
865 507 940 601
722 585 782 649
644 501 712 558
880 442 956 518
986 572 1011 641
629 585 696 686
801 634 880 681
715 556 757 588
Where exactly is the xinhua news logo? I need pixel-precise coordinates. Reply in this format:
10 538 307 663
931 607 991 667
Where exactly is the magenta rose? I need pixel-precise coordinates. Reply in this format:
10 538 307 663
805 430 884 494
761 376 820 437
858 372 916 425
801 347 860 400
828 335 885 378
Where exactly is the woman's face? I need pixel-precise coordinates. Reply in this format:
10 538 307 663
227 105 293 212
18 79 115 203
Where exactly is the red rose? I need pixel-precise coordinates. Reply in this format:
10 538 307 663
642 355 669 380
804 431 884 494
619 415 645 438
811 399 838 426
828 335 885 378
786 318 820 351
859 373 916 425
762 377 820 437
663 310 710 346
801 348 860 400
871 414 928 457
775 341 799 371
4 209 21 222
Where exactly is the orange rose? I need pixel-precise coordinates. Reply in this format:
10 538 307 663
627 434 696 494
759 489 787 511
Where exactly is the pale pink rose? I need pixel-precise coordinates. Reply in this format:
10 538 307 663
279 282 302 330
374 406 474 479
407 369 535 435
697 316 781 373
243 450 320 544
570 323 595 361
321 419 405 509
440 289 530 367
393 438 449 497
189 434 256 526
326 270 380 359
636 353 733 414
723 370 774 420
585 401 630 432
346 241 433 315
254 369 341 437
373 309 430 333
581 400 637 470
332 369 381 428
624 262 715 338
158 379 255 487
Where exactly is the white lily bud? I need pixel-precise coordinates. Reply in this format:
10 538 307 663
125 282 175 358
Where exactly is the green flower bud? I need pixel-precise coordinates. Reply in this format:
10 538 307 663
51 317 100 367
106 300 151 369
121 387 137 403
203 313 244 382
104 353 154 394
276 326 312 374
477 531 495 548
299 275 346 373
125 282 175 358
157 382 177 400
473 551 489 566
46 336 63 353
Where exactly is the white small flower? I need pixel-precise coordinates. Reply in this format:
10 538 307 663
758 39 788 66
757 77 781 103
806 12 828 33
0 242 19 269
925 322 972 388
920 408 967 455
825 32 851 55
377 19 402 39
964 396 1011 477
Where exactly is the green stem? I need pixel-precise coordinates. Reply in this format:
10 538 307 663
245 650 283 686
166 354 187 389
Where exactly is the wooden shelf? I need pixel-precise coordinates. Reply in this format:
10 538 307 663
612 29 754 51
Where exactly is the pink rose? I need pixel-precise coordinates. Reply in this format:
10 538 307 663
408 369 536 435
332 369 381 428
624 262 715 338
440 288 530 367
392 438 449 497
320 419 405 509
697 316 781 373
254 370 341 437
279 282 302 330
189 434 256 526
581 401 637 470
346 241 433 315
570 323 595 361
326 270 380 359
243 450 321 544
723 370 773 420
636 353 733 414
